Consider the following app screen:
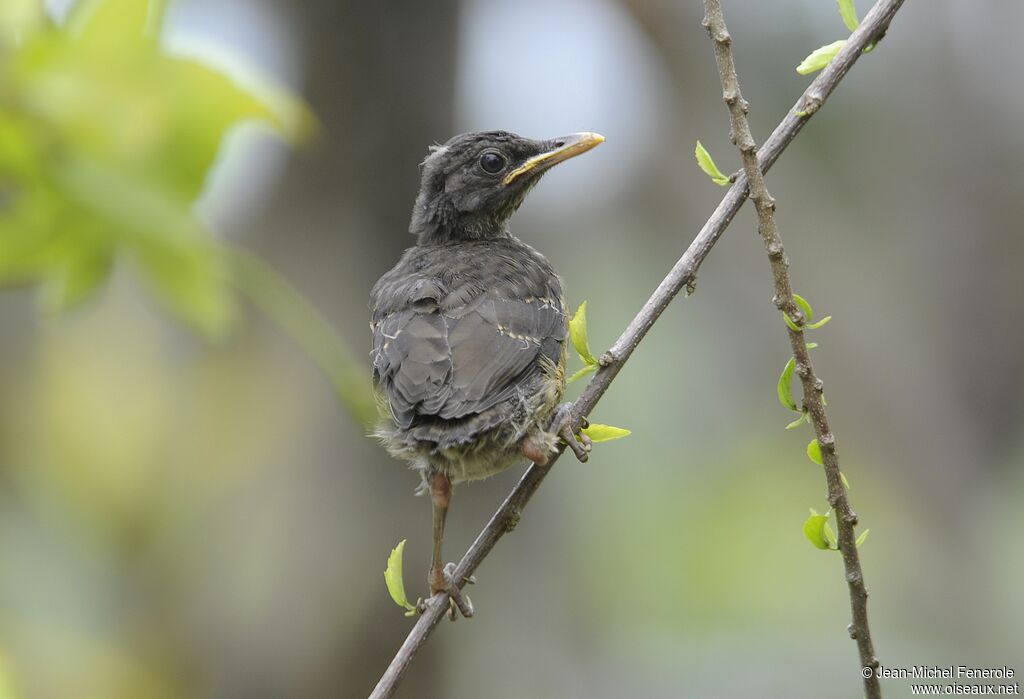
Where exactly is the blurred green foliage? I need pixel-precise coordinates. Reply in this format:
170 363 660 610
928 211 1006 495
0 0 310 336
0 0 377 424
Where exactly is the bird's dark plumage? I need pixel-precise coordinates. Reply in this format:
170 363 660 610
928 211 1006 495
371 130 603 483
370 129 603 606
371 238 565 446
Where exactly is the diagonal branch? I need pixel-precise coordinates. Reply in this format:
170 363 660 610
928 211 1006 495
701 1 901 698
370 2 905 696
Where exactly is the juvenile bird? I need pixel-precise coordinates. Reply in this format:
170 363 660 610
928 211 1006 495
370 130 604 616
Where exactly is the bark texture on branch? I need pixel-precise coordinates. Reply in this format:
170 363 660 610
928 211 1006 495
701 1 900 697
370 2 906 696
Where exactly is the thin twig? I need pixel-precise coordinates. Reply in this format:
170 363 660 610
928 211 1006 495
701 1 897 698
370 2 905 696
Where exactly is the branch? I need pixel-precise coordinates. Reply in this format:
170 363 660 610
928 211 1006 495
701 1 900 698
370 2 905 696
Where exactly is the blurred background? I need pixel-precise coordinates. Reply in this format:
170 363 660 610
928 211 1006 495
1 0 1022 697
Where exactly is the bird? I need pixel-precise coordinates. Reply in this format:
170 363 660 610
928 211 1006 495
370 130 604 617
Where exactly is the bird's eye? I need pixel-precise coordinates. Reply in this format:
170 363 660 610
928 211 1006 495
479 151 507 175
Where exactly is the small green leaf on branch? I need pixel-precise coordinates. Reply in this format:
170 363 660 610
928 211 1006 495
581 423 631 443
823 518 838 549
807 438 824 466
855 528 870 548
384 539 418 615
803 508 837 550
793 294 814 323
837 0 860 31
695 141 731 186
567 363 598 384
569 301 597 366
797 40 847 75
785 411 810 430
785 294 832 331
777 357 799 412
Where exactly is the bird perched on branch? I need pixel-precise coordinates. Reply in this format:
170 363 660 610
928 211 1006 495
371 130 604 617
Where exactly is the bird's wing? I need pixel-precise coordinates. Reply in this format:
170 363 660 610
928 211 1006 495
372 277 565 431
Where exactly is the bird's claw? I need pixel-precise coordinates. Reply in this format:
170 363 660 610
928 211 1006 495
432 562 474 620
553 403 592 463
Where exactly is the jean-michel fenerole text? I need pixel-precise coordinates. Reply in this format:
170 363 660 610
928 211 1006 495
872 666 1015 680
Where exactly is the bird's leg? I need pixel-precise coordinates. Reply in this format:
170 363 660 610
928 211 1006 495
428 470 473 619
427 470 450 594
552 402 592 463
520 437 551 466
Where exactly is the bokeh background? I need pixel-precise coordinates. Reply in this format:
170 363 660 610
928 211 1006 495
2 0 1023 697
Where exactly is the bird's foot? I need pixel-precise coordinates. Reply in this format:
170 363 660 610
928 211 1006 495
553 402 592 463
429 562 474 620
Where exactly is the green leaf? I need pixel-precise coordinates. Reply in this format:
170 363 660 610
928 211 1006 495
785 411 809 430
569 301 597 365
0 0 312 336
823 519 838 549
47 156 238 337
797 40 847 75
837 0 860 31
792 293 814 323
806 315 832 330
694 140 731 186
841 471 851 489
807 438 824 465
581 423 631 442
803 509 831 550
567 363 597 384
384 539 417 613
855 528 870 548
50 0 305 203
777 357 798 412
805 342 818 349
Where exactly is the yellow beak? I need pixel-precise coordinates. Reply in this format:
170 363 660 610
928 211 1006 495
503 132 605 185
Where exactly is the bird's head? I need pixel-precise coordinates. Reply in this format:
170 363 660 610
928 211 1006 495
409 130 604 245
